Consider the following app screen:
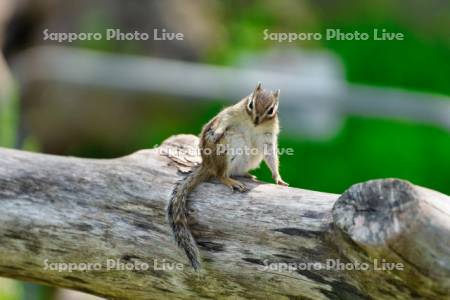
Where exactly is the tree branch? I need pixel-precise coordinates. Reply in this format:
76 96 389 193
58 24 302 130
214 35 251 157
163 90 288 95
0 134 448 299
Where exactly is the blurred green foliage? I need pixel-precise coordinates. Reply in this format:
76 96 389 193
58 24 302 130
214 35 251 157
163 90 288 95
0 279 23 300
274 117 449 194
323 22 450 95
0 84 18 148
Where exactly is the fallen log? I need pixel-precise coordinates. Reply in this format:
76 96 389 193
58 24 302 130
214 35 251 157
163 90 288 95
0 134 448 299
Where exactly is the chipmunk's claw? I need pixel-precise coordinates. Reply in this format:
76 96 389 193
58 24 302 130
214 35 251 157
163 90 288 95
273 175 289 186
220 177 249 193
277 179 289 186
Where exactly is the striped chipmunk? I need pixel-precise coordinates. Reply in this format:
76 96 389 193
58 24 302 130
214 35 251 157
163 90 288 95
167 82 288 270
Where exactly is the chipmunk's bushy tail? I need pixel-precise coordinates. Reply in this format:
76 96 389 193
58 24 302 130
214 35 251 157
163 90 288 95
167 167 209 270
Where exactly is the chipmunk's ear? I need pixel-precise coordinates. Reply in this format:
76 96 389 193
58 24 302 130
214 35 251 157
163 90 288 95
254 82 262 94
273 89 280 99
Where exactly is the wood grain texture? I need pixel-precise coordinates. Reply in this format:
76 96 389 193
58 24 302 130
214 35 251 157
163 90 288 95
0 134 448 299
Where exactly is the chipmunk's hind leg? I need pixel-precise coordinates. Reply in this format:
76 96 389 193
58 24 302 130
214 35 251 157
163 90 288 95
219 176 249 193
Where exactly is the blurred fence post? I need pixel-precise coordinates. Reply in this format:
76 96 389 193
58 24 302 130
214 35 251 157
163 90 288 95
11 46 450 141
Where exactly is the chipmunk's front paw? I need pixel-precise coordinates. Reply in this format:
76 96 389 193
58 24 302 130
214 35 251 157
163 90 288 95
277 179 289 186
273 175 289 186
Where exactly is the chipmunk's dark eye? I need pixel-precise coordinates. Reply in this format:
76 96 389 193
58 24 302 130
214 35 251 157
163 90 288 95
267 107 274 115
248 99 253 110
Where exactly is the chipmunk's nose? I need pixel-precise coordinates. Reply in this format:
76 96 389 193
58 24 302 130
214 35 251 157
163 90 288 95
254 116 260 125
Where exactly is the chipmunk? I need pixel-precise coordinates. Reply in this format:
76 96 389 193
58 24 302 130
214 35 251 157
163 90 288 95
167 82 288 270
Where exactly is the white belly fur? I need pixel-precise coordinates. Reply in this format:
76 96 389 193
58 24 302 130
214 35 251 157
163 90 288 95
224 125 266 176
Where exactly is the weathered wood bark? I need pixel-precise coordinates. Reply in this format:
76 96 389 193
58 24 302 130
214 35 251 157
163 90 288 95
0 134 448 300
